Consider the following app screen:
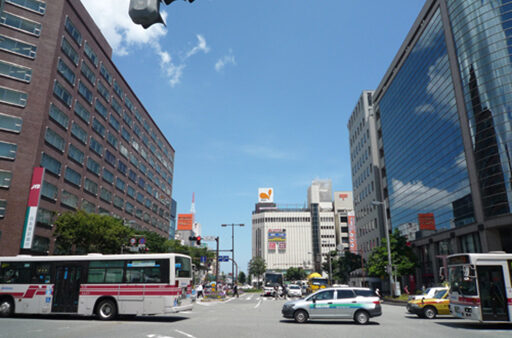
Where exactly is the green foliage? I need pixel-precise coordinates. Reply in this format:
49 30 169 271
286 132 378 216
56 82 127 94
285 267 307 281
248 256 266 284
238 271 247 284
331 251 363 284
367 230 417 278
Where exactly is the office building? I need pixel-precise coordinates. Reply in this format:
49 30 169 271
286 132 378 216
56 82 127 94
372 0 512 285
347 91 386 261
0 0 175 255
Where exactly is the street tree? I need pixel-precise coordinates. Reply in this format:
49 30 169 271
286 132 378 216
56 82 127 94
366 230 417 279
331 251 363 284
238 271 246 284
285 267 307 281
248 256 266 287
54 210 132 254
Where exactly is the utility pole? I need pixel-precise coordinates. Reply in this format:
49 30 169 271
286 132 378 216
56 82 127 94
215 236 219 285
221 223 244 285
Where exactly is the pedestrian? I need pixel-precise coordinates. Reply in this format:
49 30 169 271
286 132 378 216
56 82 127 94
375 288 381 298
281 283 288 299
233 283 239 298
196 283 203 298
274 284 279 299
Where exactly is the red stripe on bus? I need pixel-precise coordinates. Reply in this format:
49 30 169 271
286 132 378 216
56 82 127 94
80 291 180 296
23 289 37 298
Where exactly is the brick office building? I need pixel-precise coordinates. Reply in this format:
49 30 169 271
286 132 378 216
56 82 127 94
0 0 175 255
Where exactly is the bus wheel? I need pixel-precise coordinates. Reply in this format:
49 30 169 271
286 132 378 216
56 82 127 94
96 299 118 320
0 298 14 317
423 306 437 319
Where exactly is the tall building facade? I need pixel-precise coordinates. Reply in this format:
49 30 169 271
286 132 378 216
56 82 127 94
347 91 386 261
252 182 338 273
0 0 175 255
373 0 512 285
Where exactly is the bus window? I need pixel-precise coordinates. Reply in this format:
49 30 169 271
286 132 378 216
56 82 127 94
126 260 165 283
175 257 191 278
87 261 124 283
0 262 32 284
34 263 51 284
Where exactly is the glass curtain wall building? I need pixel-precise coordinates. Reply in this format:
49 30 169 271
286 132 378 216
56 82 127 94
373 0 512 286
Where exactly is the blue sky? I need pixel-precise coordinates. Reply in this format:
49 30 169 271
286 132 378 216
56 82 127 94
81 0 425 275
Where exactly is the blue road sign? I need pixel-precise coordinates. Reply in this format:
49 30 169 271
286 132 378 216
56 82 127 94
200 256 206 263
218 256 229 262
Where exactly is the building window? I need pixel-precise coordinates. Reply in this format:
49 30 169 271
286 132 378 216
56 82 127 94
83 41 98 68
0 170 12 188
99 62 112 85
94 99 108 119
41 180 57 200
32 235 49 253
78 81 93 104
84 178 98 196
113 196 124 209
100 187 112 203
81 199 95 213
67 143 84 165
71 122 87 144
36 208 55 228
0 11 42 36
40 152 61 176
144 198 151 209
64 167 81 187
49 103 69 130
102 167 114 184
115 177 125 192
44 128 65 152
61 37 79 67
121 127 130 142
0 85 27 107
125 202 134 214
107 117 120 135
64 16 82 46
105 149 116 167
86 157 100 176
120 144 128 158
0 34 36 58
61 189 78 209
97 81 110 103
80 60 96 86
89 137 103 156
74 100 90 124
0 60 31 82
53 81 72 107
5 0 46 15
0 112 22 133
138 177 145 189
113 79 123 98
136 192 144 204
118 160 127 175
123 112 133 128
127 185 135 198
106 132 118 149
92 117 106 138
128 169 137 183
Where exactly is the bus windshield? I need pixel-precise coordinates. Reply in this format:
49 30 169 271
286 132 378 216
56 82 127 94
311 278 328 286
449 265 477 296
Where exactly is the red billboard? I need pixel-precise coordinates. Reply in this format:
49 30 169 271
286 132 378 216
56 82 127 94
177 213 194 230
418 213 436 230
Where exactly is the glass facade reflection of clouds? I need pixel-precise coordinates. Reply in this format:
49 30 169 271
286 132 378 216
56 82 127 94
448 0 512 218
378 9 475 232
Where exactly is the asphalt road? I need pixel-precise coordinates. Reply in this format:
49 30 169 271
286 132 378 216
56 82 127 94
1 294 512 338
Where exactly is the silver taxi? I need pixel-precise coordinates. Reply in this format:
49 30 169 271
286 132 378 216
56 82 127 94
281 287 382 324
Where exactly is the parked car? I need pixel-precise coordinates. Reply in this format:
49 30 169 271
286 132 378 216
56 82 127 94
406 287 449 313
281 287 382 324
407 288 450 319
287 284 302 298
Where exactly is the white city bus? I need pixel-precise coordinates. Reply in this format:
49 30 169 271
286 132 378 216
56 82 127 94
0 253 195 320
447 252 512 323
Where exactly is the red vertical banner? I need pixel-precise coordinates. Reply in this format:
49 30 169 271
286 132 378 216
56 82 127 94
21 167 45 249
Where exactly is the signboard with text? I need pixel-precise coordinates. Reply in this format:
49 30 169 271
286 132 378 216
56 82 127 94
418 213 436 230
21 167 45 249
348 211 357 253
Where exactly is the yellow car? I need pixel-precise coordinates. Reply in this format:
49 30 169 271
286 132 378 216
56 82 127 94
407 288 450 319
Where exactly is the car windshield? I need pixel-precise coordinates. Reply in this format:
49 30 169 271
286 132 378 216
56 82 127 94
449 265 477 296
423 288 432 295
433 290 447 299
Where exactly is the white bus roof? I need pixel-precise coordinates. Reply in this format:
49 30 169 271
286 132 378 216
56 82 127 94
448 252 512 264
0 253 191 262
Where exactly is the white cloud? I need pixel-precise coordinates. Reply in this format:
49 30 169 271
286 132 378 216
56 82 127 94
80 0 208 87
215 49 236 72
186 34 210 58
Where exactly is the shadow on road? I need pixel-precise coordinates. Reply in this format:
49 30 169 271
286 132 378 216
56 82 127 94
436 322 512 331
280 319 380 326
5 314 189 323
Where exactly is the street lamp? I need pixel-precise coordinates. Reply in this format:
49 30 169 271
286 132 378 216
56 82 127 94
372 199 394 297
221 223 244 285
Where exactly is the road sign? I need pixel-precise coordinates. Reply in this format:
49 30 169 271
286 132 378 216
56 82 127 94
200 256 207 263
130 238 136 245
203 236 216 241
218 255 229 262
139 238 145 245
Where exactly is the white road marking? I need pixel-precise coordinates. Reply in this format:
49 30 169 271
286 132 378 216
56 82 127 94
254 299 262 308
147 335 174 338
224 297 235 303
175 329 196 338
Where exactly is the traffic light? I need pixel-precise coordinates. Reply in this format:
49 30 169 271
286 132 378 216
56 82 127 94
129 0 196 29
188 236 201 245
